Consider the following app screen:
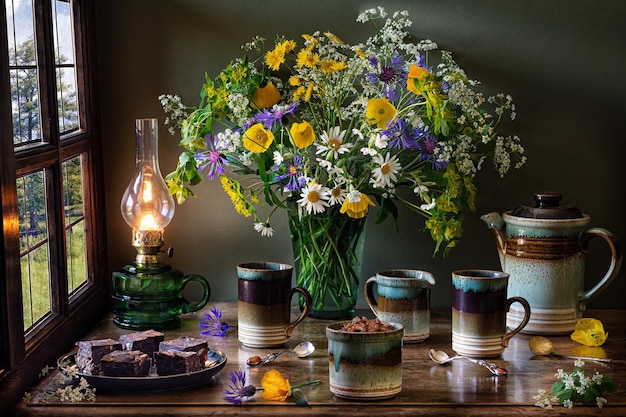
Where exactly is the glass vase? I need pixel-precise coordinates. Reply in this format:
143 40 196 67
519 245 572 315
288 205 367 319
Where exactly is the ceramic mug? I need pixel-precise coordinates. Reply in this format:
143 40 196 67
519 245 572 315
326 321 403 400
237 262 312 348
451 269 531 358
364 269 435 343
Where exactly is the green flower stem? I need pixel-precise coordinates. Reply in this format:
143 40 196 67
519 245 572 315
290 206 366 316
292 380 321 390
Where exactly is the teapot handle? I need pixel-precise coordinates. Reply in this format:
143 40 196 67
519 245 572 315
579 227 622 311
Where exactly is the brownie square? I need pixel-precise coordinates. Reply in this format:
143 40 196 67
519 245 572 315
119 329 164 356
76 338 122 375
154 349 204 376
100 350 151 377
159 336 208 360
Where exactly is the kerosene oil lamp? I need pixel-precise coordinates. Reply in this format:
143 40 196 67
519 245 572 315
111 118 210 330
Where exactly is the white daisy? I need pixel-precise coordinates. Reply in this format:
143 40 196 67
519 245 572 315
371 153 400 188
328 186 346 206
297 183 330 214
253 222 274 237
315 126 352 159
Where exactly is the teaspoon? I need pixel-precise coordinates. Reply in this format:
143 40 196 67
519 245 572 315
247 341 315 366
428 348 508 376
528 336 612 363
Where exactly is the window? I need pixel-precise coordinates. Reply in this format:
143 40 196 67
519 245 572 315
0 0 108 408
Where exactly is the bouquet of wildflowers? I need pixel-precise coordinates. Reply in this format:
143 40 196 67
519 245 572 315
160 6 525 256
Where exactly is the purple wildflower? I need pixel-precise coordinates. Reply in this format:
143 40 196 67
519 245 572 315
223 370 257 405
199 306 231 337
366 54 408 101
416 128 447 170
383 118 419 150
195 134 228 180
254 102 298 130
275 155 307 191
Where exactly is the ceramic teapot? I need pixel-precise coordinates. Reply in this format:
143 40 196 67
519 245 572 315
481 192 622 334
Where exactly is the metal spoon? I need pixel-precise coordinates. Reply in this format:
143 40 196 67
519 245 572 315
428 348 508 376
528 336 612 363
247 341 315 366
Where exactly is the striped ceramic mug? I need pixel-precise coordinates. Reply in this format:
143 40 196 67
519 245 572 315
237 262 312 348
364 269 435 343
452 269 530 358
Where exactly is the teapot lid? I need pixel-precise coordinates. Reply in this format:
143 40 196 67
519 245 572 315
510 192 584 219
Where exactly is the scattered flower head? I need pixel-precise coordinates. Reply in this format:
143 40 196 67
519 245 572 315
223 369 320 407
199 306 232 337
570 318 608 347
223 370 257 405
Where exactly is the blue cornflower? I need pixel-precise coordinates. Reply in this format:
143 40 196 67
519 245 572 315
254 103 298 130
366 53 408 101
195 134 228 180
199 306 231 337
416 128 447 170
383 118 419 150
275 155 307 192
223 370 257 405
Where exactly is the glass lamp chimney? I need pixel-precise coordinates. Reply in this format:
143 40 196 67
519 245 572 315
120 118 175 264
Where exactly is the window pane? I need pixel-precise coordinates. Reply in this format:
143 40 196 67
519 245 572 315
5 0 35 66
10 66 41 145
6 0 41 147
63 156 87 293
53 0 79 134
17 171 51 332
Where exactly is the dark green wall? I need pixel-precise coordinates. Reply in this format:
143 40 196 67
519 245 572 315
95 0 626 309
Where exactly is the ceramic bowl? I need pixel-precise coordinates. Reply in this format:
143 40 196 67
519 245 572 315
326 321 403 400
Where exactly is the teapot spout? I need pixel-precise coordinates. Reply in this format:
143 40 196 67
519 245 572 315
481 212 506 253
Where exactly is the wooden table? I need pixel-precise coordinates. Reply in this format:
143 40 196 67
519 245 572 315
11 303 626 416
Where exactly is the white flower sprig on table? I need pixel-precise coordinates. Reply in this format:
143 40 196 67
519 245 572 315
23 362 96 404
533 359 616 410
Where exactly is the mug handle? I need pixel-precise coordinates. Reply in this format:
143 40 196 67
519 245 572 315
579 228 623 311
181 274 211 313
364 277 380 317
284 287 312 337
502 296 531 348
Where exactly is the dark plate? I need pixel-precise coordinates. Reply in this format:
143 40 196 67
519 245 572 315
57 349 227 392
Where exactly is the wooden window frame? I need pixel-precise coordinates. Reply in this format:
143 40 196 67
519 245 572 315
0 0 108 410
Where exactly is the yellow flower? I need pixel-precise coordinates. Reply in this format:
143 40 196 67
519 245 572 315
281 39 297 53
296 49 319 68
324 31 344 45
290 121 315 149
220 175 253 217
366 98 396 128
407 64 429 95
251 82 280 109
304 82 314 102
570 318 608 347
243 123 274 153
261 370 291 402
340 193 375 219
292 86 306 101
289 75 301 86
320 59 346 75
265 48 285 71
